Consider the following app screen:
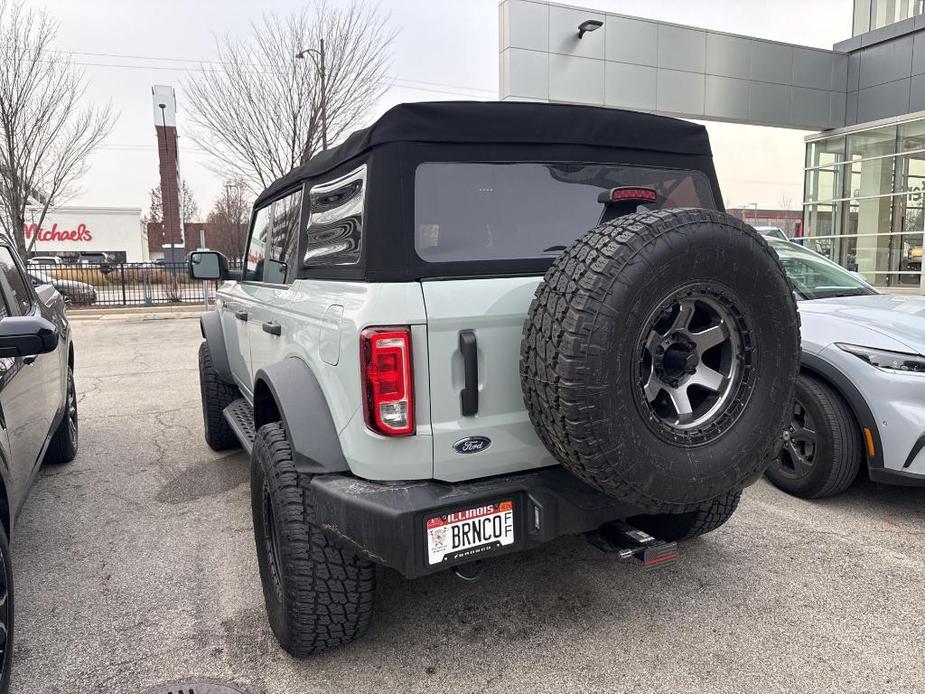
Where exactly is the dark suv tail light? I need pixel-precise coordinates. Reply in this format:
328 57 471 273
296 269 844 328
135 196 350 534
360 327 414 436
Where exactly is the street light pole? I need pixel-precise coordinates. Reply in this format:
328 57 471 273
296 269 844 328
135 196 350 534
296 39 327 152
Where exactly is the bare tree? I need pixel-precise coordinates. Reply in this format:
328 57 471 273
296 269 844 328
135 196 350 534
0 0 115 258
184 1 393 191
207 178 251 262
778 193 793 211
143 179 200 227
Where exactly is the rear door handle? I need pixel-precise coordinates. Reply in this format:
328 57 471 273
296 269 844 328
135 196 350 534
262 321 281 336
235 310 249 322
459 330 478 416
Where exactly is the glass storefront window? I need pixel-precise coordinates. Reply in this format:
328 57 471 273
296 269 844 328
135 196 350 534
893 152 925 200
870 0 925 30
899 120 925 153
804 203 838 237
804 167 841 203
803 117 925 288
805 137 845 168
847 126 897 161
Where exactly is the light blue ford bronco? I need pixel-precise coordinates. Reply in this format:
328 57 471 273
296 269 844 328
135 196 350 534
188 101 800 656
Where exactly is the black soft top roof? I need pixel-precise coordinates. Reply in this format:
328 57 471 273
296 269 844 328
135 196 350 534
253 101 712 207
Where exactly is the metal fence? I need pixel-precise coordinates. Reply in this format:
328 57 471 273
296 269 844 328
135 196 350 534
26 262 225 308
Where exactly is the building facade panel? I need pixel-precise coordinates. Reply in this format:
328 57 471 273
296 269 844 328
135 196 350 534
605 15 658 66
549 4 604 58
657 24 706 73
604 62 657 110
705 32 752 80
549 53 604 104
705 75 750 120
656 68 705 116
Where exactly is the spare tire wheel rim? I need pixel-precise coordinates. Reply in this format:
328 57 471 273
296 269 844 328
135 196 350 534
636 283 754 444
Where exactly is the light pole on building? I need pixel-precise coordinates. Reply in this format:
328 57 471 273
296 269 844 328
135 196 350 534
296 40 327 152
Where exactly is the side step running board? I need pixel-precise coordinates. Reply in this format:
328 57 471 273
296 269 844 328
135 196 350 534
223 398 257 454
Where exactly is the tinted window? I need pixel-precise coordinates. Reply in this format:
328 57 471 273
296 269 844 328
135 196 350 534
265 190 303 284
0 247 32 315
414 162 715 262
304 164 366 267
244 206 272 281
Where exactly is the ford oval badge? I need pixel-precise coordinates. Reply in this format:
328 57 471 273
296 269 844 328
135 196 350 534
453 436 492 455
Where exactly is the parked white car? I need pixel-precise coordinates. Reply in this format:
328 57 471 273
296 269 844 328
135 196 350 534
27 255 63 266
765 237 925 496
754 226 789 241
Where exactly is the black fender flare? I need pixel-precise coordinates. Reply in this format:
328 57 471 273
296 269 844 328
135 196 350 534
801 352 883 470
253 357 349 476
200 312 234 384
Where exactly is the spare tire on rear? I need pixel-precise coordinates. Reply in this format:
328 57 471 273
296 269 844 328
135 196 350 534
520 208 799 514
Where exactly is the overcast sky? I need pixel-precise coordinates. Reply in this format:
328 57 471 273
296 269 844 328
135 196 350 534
33 0 853 215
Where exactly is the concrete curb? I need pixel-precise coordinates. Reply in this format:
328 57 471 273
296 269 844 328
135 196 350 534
68 305 206 321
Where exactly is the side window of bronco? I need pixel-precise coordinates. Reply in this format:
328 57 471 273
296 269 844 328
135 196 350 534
304 164 366 266
264 190 302 284
244 206 272 281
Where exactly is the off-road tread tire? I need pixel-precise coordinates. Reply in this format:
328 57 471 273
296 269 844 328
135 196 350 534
628 490 742 542
252 422 376 657
199 341 240 451
767 374 861 499
521 208 800 513
45 366 78 465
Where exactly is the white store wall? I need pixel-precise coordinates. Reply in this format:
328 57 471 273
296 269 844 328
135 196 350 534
24 206 147 262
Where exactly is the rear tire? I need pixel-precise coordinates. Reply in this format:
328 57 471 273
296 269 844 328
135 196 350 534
766 374 861 498
628 490 742 542
251 422 376 657
198 341 239 451
44 366 78 465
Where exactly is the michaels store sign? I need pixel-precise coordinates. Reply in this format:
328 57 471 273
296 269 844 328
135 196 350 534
25 206 146 262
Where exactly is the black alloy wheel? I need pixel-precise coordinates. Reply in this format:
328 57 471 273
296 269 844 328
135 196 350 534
775 399 817 480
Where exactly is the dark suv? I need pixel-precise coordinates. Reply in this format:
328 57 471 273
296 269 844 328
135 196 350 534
0 237 78 692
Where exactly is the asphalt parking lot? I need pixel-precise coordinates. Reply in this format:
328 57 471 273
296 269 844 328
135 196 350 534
9 315 925 693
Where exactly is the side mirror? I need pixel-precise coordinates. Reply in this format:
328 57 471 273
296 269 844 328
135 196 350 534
188 250 229 280
0 316 59 358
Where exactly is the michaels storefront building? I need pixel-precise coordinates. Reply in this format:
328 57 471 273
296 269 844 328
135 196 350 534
500 0 925 288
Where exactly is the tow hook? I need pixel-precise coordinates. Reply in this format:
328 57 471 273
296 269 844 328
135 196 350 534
586 521 679 570
452 561 484 582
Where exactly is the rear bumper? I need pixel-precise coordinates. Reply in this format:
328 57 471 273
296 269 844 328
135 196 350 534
310 467 646 579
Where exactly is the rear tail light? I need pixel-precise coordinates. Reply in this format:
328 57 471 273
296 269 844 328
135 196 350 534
361 327 414 436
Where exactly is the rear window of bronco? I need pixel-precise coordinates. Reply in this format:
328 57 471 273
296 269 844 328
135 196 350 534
413 162 715 263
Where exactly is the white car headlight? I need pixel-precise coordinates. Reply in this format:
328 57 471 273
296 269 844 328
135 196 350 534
837 343 925 374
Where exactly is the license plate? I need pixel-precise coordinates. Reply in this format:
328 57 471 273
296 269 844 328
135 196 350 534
425 500 515 565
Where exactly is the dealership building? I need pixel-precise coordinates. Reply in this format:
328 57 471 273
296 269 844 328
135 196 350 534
500 0 925 289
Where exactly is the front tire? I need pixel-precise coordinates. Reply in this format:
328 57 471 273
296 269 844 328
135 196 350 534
766 374 861 498
251 422 376 657
44 365 78 465
198 341 240 451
